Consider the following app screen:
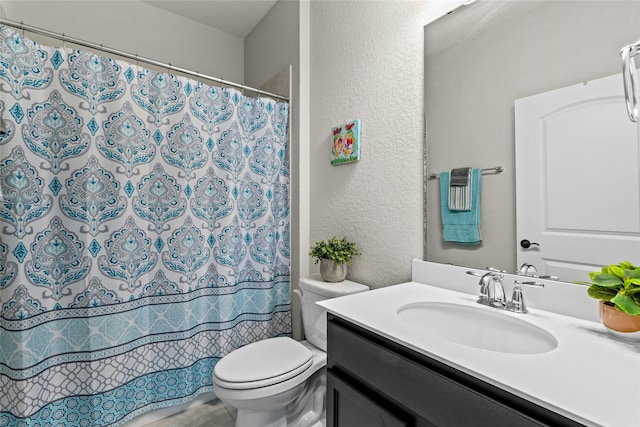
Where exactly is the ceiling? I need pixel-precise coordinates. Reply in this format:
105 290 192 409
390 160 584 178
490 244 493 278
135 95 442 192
144 0 278 38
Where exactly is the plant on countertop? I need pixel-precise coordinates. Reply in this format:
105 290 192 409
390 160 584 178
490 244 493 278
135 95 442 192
308 236 361 265
578 261 640 316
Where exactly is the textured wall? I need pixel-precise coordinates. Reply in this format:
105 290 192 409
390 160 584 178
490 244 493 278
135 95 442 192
0 0 244 83
309 0 464 288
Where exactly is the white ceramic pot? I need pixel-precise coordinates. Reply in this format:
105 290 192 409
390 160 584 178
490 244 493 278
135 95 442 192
320 259 347 282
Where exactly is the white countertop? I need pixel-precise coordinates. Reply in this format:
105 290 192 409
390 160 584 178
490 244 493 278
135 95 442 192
318 280 640 427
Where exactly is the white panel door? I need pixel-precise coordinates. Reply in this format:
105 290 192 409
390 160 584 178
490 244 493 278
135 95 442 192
515 73 640 283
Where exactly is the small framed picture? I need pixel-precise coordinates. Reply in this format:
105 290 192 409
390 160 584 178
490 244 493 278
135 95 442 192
331 119 361 165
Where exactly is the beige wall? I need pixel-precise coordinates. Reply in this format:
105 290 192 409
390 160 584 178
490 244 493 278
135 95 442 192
245 0 305 339
245 1 298 90
0 0 244 83
308 0 464 288
425 0 640 273
245 0 304 292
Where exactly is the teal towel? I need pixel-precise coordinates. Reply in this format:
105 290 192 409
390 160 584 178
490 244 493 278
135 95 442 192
440 168 482 244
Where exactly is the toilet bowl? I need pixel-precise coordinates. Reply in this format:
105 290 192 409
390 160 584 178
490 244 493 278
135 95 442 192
213 275 368 427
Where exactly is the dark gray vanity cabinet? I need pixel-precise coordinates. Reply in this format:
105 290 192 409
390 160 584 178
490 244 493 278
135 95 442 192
326 314 585 427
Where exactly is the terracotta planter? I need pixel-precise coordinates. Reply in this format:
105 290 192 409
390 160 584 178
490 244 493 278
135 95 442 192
599 301 640 340
320 259 347 282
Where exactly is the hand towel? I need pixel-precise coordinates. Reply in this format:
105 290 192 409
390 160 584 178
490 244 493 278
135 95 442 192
440 168 482 244
448 167 472 211
449 167 471 186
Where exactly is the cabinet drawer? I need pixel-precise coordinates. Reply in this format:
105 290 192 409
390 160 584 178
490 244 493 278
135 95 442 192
328 316 583 427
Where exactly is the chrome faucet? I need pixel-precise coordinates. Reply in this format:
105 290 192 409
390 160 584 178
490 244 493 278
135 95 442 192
467 269 506 308
517 262 559 281
516 262 560 280
517 263 537 276
466 270 544 313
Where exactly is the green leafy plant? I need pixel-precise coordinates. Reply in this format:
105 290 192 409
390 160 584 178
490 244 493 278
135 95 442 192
578 261 640 315
308 237 361 266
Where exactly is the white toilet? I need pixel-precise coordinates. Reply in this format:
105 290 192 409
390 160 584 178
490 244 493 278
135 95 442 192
213 275 369 427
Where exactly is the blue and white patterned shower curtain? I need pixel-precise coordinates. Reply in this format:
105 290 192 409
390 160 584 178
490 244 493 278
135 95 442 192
0 26 291 426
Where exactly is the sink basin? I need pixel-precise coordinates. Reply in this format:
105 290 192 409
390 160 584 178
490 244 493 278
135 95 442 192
397 302 558 355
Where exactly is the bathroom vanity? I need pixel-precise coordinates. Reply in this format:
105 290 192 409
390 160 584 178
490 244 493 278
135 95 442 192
318 261 640 427
327 314 582 426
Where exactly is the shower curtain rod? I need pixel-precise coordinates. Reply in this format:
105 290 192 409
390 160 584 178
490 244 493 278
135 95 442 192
0 18 290 102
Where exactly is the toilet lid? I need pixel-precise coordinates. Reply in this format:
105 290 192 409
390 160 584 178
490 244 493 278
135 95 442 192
214 337 313 389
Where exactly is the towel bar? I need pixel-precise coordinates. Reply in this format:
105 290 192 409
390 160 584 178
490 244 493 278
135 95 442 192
428 166 503 180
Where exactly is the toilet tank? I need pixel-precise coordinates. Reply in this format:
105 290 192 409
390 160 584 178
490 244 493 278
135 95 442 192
299 274 369 351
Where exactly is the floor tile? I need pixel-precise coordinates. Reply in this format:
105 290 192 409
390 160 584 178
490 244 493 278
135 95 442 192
145 399 236 427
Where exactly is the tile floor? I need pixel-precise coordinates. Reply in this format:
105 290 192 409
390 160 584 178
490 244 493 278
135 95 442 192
146 399 236 427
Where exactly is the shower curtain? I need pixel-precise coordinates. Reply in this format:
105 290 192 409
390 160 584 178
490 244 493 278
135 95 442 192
0 26 291 427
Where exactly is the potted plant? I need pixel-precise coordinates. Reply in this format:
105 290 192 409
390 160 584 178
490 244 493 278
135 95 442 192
578 261 640 340
309 237 361 282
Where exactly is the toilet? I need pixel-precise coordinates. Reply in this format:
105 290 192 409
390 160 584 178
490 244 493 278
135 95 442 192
213 275 369 427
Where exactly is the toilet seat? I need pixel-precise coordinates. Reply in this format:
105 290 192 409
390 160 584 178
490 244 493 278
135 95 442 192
214 337 313 390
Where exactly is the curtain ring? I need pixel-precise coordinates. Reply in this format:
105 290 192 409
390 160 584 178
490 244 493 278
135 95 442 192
20 21 25 36
62 33 66 49
195 70 199 84
135 54 139 67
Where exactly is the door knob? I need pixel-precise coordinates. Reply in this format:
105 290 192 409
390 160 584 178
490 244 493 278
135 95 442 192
520 239 540 249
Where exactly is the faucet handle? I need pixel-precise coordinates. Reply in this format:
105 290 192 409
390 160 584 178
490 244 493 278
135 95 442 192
466 270 485 277
485 266 507 273
467 270 502 305
515 280 544 288
534 275 559 281
509 280 544 313
466 271 491 301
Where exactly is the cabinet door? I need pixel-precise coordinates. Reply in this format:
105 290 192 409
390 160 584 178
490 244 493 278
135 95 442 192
327 369 408 427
